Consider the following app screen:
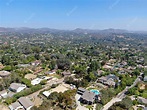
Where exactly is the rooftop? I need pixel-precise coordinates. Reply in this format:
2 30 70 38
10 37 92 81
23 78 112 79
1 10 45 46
0 71 11 77
62 71 71 76
81 91 95 102
43 91 50 97
9 102 23 110
78 87 87 92
138 97 147 104
0 90 7 95
10 83 26 90
18 97 34 109
144 76 147 82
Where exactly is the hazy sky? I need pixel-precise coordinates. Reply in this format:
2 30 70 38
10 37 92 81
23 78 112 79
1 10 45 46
0 0 147 30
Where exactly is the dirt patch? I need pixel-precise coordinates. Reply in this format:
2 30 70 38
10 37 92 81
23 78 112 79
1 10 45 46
0 104 9 110
139 83 146 90
51 84 69 93
33 97 43 107
25 74 37 80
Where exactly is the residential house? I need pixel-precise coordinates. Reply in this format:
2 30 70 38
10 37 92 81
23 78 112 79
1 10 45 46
0 90 8 98
80 91 96 105
108 59 116 64
143 107 147 110
0 70 11 78
127 66 136 70
121 61 127 66
9 83 26 93
31 78 43 85
18 97 34 110
118 70 126 74
137 97 147 105
43 76 53 80
42 91 50 97
137 64 144 68
17 64 30 68
62 71 71 77
77 87 100 105
97 70 104 76
103 65 113 70
31 60 41 66
144 76 147 82
45 70 56 75
77 87 87 95
98 74 120 87
9 102 23 110
7 91 15 98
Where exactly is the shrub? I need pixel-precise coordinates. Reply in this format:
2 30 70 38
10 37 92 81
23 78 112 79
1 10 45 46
21 78 32 87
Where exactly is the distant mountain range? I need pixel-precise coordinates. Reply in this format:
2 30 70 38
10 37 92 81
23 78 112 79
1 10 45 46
0 27 146 34
73 28 128 34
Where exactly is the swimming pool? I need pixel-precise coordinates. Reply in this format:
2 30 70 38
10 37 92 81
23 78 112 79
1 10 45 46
90 89 100 95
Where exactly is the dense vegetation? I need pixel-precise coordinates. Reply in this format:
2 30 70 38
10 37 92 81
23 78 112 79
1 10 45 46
0 30 147 110
31 90 76 110
109 97 133 110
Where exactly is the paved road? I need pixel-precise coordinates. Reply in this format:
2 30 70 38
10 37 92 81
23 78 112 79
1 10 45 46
116 77 140 99
102 75 141 110
102 98 121 110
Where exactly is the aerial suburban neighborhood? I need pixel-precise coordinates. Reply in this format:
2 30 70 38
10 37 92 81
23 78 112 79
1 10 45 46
0 28 146 110
1 0 147 109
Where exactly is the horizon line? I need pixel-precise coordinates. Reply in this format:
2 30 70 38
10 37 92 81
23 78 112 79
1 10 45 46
0 26 147 32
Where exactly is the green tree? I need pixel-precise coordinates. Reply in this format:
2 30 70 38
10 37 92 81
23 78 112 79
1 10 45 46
133 69 140 76
85 72 96 82
21 78 32 87
3 65 12 71
56 59 71 70
1 55 11 65
89 60 100 71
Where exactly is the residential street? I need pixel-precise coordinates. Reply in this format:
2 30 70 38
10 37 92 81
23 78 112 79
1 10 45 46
102 76 141 110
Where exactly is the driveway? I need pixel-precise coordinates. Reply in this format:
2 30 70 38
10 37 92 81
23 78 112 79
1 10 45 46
75 94 88 110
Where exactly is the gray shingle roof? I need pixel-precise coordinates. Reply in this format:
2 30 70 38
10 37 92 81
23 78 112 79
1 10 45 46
143 107 147 110
78 87 87 92
9 102 22 110
18 97 34 109
107 74 119 80
10 83 26 91
144 76 147 82
62 71 71 76
0 90 7 95
138 97 147 104
81 91 95 102
0 71 11 77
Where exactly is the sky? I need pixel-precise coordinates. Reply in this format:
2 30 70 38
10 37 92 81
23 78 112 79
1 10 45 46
0 0 147 31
